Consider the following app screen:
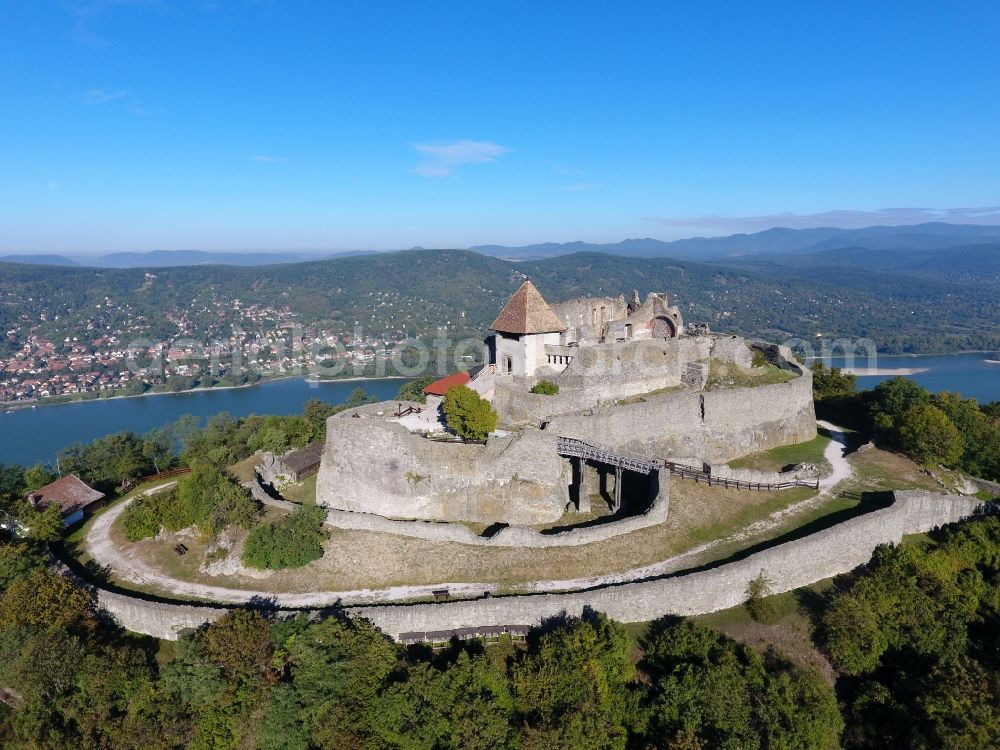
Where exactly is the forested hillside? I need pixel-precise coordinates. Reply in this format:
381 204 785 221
3 246 1000 355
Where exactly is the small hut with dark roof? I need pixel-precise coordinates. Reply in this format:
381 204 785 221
488 280 568 378
257 442 325 487
27 475 105 526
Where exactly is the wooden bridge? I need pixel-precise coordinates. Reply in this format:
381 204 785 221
556 437 660 474
556 437 661 511
556 437 819 506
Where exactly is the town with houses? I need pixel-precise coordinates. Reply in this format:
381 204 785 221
0 297 417 404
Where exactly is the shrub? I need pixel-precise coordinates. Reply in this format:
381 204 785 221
120 467 260 542
442 385 498 440
530 379 559 395
745 570 779 624
242 506 328 570
176 464 260 538
120 494 166 542
810 361 856 400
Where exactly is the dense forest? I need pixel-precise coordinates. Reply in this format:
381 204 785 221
1 511 999 748
3 245 1000 356
1 382 999 746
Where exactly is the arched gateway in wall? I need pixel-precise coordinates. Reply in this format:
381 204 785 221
651 315 679 339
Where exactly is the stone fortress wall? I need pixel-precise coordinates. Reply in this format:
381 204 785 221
322 467 665 548
316 413 571 525
494 336 709 424
548 290 683 345
316 335 816 522
92 491 987 640
546 354 815 465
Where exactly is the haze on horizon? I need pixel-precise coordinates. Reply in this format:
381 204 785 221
1 1 998 254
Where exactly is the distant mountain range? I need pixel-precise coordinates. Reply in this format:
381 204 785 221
2 242 999 355
3 222 1000 268
469 222 1000 261
0 249 381 268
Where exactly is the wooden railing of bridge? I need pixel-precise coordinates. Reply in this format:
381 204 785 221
556 437 819 494
663 461 819 491
556 437 660 474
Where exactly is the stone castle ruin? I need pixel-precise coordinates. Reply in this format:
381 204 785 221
316 281 816 528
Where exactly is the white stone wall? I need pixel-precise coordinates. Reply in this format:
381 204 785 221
316 417 570 524
93 491 985 640
545 362 815 464
322 470 667 548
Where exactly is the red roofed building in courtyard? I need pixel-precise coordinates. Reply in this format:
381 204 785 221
422 370 472 398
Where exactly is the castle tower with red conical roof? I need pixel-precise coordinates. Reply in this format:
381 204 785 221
488 280 567 378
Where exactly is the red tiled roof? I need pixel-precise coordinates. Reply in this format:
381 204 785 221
422 371 471 396
490 280 566 335
29 475 104 517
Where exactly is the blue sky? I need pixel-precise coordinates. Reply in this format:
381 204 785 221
2 1 999 253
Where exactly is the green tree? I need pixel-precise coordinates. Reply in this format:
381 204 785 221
810 361 856 400
0 569 95 631
346 387 374 408
512 613 635 750
867 377 930 440
396 376 437 404
18 501 65 541
934 391 1000 479
530 379 560 395
142 425 176 474
303 398 337 439
641 618 842 749
23 463 56 492
277 615 397 749
443 385 498 440
898 403 964 466
0 540 46 589
197 609 277 683
175 464 259 538
242 505 328 570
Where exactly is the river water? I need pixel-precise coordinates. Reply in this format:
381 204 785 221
1 352 998 468
810 352 1000 404
0 377 410 467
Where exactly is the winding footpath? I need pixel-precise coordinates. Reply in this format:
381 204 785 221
84 424 855 607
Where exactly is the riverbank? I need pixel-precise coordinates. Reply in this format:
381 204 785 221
0 372 412 412
0 375 415 467
841 367 930 376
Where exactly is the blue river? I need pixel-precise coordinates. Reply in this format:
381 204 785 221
810 352 1000 405
0 377 411 467
1 353 997 468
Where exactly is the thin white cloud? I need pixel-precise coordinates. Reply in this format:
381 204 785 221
549 162 584 175
643 207 1000 234
84 88 130 104
412 140 510 177
563 182 596 192
67 0 165 48
251 155 290 163
83 87 156 117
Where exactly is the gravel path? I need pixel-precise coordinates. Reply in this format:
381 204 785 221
85 424 855 606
